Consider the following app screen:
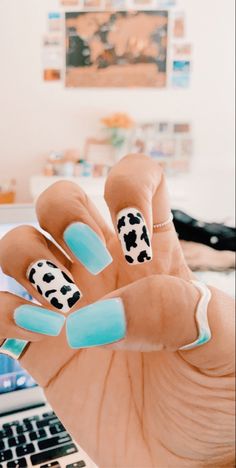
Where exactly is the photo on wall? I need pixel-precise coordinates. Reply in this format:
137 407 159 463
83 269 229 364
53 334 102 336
65 11 168 87
60 0 80 5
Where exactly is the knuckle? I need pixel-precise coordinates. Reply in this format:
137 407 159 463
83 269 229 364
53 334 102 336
145 275 160 300
145 274 169 330
0 226 45 275
104 173 137 207
36 181 86 230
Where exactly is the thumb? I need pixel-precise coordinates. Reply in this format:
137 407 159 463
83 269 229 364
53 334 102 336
66 275 235 374
105 275 200 352
105 275 234 375
66 275 199 352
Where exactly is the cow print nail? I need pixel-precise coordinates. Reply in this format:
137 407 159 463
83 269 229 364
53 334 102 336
27 260 82 313
117 208 152 264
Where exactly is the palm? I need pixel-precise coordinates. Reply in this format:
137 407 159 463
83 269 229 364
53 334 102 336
20 227 224 468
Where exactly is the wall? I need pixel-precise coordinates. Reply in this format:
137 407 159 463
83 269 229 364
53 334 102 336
0 0 235 216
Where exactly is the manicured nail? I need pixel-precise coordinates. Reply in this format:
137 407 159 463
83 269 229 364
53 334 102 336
63 222 112 275
116 208 152 264
14 305 65 336
27 260 82 313
66 298 126 349
0 339 29 360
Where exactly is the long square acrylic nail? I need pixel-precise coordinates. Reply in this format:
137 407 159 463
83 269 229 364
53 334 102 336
116 208 152 264
63 222 112 275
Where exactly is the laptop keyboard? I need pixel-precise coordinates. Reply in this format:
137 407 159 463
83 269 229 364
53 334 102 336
0 412 86 467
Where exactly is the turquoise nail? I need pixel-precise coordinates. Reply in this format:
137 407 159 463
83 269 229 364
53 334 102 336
14 306 65 336
0 339 28 359
66 298 126 349
63 222 112 275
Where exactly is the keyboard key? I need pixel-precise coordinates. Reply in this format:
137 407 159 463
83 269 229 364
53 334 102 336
0 449 13 462
38 434 72 450
31 443 78 465
0 439 5 451
40 463 61 468
49 424 66 435
7 458 27 467
42 411 55 418
3 421 19 429
0 427 13 438
16 443 35 457
29 429 47 441
36 418 58 429
23 415 40 424
66 462 86 468
8 435 26 447
16 422 33 434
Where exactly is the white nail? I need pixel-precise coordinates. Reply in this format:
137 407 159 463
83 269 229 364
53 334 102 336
116 208 152 265
27 259 82 313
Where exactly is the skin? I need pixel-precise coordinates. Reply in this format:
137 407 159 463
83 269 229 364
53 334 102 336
0 155 235 468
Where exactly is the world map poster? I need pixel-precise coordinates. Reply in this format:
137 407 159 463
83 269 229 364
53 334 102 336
65 11 168 87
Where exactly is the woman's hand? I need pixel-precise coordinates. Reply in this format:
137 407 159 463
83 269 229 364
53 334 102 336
0 155 235 468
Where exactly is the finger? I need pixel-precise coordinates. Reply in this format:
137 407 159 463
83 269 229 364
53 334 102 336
36 181 114 275
104 154 186 273
0 226 82 313
0 292 65 343
66 276 235 374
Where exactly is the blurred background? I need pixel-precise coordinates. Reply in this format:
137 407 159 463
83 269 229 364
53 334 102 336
0 4 234 463
0 0 235 290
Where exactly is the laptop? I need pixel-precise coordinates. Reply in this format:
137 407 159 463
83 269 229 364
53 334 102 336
0 205 97 468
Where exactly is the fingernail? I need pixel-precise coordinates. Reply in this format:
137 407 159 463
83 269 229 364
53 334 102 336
0 339 29 360
14 305 65 336
27 260 82 313
116 208 152 264
66 298 126 349
63 222 112 275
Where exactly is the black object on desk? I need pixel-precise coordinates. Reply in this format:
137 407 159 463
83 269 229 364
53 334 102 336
172 210 236 251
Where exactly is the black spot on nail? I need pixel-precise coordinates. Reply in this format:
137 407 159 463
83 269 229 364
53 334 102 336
60 285 72 295
124 230 137 251
37 285 43 295
125 255 134 263
68 291 81 308
62 271 74 284
50 297 63 310
128 213 141 225
46 261 57 268
29 268 36 284
137 212 142 219
137 250 151 263
43 273 55 283
140 226 150 247
117 216 126 233
37 262 43 267
45 289 57 298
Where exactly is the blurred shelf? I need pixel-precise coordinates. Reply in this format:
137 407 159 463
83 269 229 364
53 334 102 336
30 173 235 225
